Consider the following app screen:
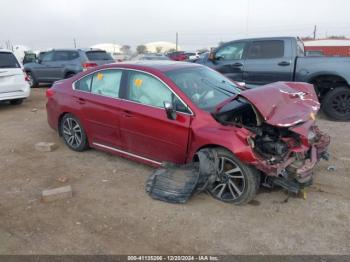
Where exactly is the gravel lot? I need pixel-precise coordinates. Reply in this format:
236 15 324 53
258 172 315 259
0 88 349 255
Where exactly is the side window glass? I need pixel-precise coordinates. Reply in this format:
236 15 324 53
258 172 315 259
127 71 172 108
41 51 54 62
91 70 122 98
53 51 70 61
75 75 92 92
174 97 190 114
216 42 245 60
246 40 284 59
69 51 80 60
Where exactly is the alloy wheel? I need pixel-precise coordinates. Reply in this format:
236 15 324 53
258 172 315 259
62 117 83 149
332 92 350 115
209 156 246 201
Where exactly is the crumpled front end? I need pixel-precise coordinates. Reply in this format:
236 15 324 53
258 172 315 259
251 124 330 191
212 81 331 193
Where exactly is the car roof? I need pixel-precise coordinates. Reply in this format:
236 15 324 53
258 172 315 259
111 60 202 72
224 36 296 43
0 49 14 53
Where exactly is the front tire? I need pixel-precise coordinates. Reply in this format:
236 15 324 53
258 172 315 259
60 114 89 151
208 148 260 205
322 87 350 121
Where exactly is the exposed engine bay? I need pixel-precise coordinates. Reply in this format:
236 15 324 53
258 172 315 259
213 96 330 193
213 97 298 162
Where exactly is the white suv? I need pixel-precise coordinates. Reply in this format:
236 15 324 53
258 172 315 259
0 49 30 105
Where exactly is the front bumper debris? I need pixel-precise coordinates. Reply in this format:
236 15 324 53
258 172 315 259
257 127 330 192
146 149 218 204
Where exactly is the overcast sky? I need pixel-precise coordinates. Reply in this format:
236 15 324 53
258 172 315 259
1 0 349 51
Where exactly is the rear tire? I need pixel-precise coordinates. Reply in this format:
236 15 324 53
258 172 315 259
10 99 23 105
60 114 89 151
26 72 38 88
65 72 76 79
322 87 350 121
208 148 260 205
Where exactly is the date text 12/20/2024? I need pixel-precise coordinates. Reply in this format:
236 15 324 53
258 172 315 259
127 256 219 261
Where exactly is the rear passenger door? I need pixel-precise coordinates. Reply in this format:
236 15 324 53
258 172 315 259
243 40 293 87
209 41 247 82
50 51 80 80
118 70 191 164
73 69 124 148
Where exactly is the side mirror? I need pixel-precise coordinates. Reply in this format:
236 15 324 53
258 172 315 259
36 58 42 64
164 101 177 120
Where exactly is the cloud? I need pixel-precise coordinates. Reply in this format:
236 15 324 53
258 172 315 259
1 0 349 51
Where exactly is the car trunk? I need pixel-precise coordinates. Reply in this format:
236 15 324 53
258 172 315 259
85 51 115 65
0 52 25 94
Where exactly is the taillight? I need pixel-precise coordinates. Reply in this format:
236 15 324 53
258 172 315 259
23 70 30 82
46 88 54 98
82 62 98 71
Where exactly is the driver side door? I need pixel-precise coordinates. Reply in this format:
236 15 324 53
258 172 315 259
208 41 247 82
119 70 192 164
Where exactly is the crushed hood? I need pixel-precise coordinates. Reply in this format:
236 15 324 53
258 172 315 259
235 82 320 127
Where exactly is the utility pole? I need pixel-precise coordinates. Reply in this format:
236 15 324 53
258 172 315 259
313 25 317 40
175 32 178 51
73 38 77 48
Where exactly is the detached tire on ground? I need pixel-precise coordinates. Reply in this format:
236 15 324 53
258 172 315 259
10 99 23 105
322 87 350 121
60 114 89 151
208 148 260 205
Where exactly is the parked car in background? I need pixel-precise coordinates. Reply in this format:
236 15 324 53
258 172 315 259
196 36 350 121
0 49 30 105
188 52 209 63
24 48 114 87
46 61 329 204
22 51 37 64
131 54 170 61
166 51 187 61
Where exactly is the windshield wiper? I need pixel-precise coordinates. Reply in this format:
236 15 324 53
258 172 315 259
201 78 236 95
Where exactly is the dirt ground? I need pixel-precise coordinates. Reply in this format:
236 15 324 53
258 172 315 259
0 88 349 255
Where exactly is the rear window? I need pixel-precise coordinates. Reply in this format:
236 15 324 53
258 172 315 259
53 51 79 61
246 40 284 59
85 51 113 61
0 52 20 68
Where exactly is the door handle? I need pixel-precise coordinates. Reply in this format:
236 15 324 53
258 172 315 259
278 61 290 66
75 97 86 105
232 62 243 67
122 110 134 118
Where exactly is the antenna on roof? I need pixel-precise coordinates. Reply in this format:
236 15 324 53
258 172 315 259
313 25 317 40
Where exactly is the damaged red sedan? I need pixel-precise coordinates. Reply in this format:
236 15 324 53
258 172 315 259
46 61 330 204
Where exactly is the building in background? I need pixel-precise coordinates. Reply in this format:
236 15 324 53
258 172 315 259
144 41 179 53
303 38 350 56
90 43 122 59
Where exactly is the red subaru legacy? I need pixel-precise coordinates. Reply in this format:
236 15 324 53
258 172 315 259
46 61 330 204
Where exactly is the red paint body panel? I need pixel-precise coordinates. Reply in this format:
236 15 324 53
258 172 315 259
239 82 320 127
46 62 329 180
